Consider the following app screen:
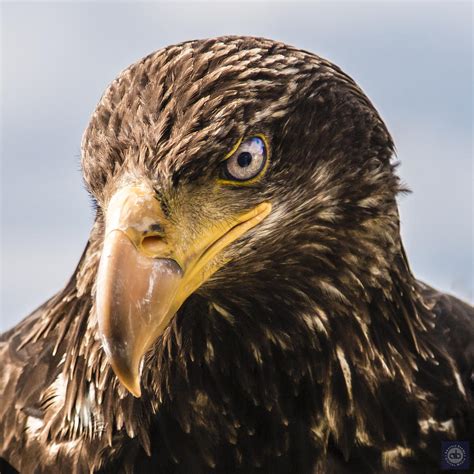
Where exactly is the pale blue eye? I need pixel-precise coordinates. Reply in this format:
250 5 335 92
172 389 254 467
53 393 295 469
224 136 267 181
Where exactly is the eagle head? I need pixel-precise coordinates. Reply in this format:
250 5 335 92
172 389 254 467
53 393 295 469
81 36 398 398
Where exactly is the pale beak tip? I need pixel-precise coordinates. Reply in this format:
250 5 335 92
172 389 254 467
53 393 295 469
109 359 143 398
118 372 142 398
127 381 142 398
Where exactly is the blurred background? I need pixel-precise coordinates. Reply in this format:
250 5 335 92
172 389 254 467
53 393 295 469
1 1 472 331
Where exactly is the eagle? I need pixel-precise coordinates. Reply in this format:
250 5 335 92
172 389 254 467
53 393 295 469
0 36 472 474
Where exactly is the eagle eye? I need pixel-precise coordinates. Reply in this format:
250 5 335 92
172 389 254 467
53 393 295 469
221 136 268 183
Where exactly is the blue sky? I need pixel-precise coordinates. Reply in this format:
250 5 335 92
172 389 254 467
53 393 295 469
1 1 472 330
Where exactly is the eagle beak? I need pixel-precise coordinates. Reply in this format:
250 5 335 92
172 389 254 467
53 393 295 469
96 184 271 397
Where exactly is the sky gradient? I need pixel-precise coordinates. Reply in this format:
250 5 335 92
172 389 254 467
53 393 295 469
1 1 472 330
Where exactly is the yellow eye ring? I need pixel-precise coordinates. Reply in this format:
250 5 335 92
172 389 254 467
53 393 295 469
217 134 270 186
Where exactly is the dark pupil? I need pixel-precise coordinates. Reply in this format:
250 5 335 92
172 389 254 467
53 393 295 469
237 152 253 168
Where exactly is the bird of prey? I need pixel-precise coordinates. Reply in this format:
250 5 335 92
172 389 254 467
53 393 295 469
0 36 472 474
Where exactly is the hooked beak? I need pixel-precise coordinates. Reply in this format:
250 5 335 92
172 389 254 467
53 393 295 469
96 184 271 397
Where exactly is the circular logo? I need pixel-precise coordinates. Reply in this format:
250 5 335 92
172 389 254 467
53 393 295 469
443 444 467 467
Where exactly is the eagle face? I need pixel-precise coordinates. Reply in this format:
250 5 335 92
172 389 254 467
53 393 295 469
81 36 397 397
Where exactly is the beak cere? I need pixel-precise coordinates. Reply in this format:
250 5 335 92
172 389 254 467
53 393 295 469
96 184 272 397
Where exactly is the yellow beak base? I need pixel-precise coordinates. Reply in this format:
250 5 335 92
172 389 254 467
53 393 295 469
96 185 271 397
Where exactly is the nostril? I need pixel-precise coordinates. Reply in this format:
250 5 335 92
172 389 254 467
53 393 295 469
149 223 164 233
141 235 166 255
